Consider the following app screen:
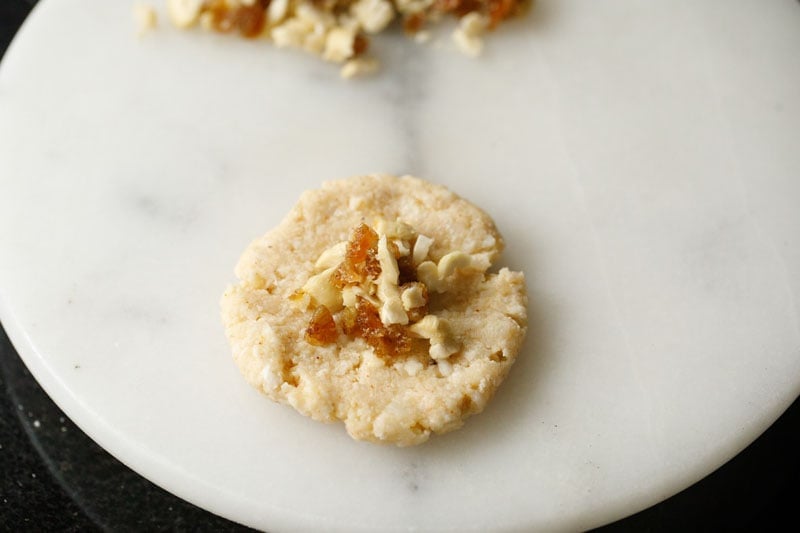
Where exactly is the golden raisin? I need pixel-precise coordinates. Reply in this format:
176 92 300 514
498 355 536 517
348 223 378 264
403 13 425 35
352 34 369 57
332 223 381 288
343 297 412 359
487 0 517 28
305 305 338 346
435 0 482 17
203 0 232 32
231 5 266 38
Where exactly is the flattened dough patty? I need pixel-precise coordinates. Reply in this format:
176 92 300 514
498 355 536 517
221 174 527 446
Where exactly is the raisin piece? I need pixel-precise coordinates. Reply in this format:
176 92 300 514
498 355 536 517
352 34 369 57
332 223 381 288
403 13 425 35
232 5 266 38
347 297 412 358
488 0 517 28
305 306 338 346
436 0 482 17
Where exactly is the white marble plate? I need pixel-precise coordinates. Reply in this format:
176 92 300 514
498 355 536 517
1 0 799 530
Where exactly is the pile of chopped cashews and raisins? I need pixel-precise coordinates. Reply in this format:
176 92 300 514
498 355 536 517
134 0 531 78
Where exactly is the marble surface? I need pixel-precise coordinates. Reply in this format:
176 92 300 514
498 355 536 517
0 0 799 530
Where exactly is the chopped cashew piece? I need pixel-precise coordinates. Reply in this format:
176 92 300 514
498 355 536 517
302 267 343 311
453 30 484 57
340 58 379 79
166 0 203 29
437 251 472 278
272 19 312 48
452 13 490 57
416 261 439 292
133 3 158 36
376 219 417 241
400 283 427 310
409 315 460 360
461 12 489 36
376 235 409 325
352 0 396 34
296 3 336 28
342 285 379 308
416 251 473 292
324 27 357 63
412 234 433 265
304 29 327 55
393 239 411 257
268 0 290 24
315 241 348 269
404 358 424 376
396 0 435 11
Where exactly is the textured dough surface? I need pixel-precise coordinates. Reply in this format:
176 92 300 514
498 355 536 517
221 174 527 445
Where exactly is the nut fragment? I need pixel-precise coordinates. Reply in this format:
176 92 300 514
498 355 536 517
324 27 357 63
452 12 489 57
133 3 158 36
302 267 343 311
376 235 409 325
268 0 290 23
400 282 428 322
272 18 312 48
412 234 434 265
437 251 473 278
417 251 473 293
352 0 396 34
400 282 427 311
376 219 417 241
340 58 380 79
408 314 460 360
166 0 203 28
315 241 348 270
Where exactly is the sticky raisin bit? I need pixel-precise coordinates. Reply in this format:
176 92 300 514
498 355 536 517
232 5 266 38
203 0 233 32
352 34 369 57
332 223 381 288
305 306 338 346
435 0 482 17
347 297 412 359
403 13 425 35
487 0 518 28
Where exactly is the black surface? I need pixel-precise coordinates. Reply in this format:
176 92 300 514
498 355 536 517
1 2 799 531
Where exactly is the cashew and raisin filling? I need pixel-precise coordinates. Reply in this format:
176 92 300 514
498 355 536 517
162 0 531 77
297 221 472 361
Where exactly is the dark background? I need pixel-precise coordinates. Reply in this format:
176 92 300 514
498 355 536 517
1 1 798 530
